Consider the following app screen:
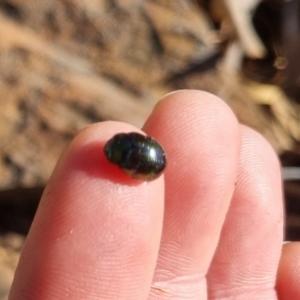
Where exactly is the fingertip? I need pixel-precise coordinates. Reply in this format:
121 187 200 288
239 125 282 178
60 121 161 184
153 89 238 126
145 89 240 158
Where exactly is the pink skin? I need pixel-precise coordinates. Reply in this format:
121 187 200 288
8 90 299 299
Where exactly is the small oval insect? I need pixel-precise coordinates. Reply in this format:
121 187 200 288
104 132 167 181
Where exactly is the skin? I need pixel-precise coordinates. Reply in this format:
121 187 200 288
8 90 300 299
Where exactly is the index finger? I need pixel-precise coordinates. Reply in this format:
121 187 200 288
9 122 164 300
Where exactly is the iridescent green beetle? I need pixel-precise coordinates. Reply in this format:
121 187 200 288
104 132 166 181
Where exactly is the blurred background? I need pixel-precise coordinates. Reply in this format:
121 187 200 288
1 0 300 298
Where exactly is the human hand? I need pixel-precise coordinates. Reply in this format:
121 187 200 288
8 91 300 299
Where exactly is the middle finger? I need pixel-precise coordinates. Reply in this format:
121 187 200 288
143 90 241 299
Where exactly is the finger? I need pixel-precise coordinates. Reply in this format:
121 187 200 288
207 126 284 299
143 90 241 299
276 242 300 299
9 122 164 300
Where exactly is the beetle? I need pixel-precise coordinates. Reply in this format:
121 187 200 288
103 132 166 181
